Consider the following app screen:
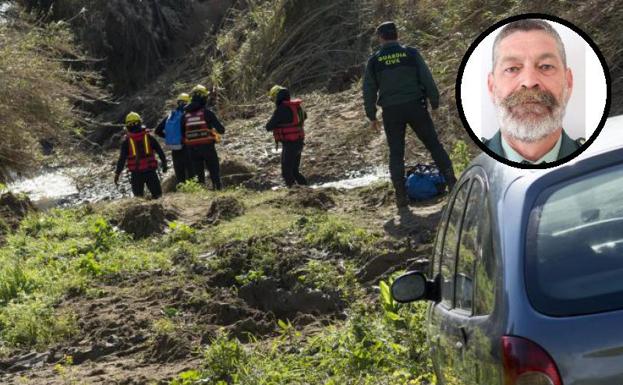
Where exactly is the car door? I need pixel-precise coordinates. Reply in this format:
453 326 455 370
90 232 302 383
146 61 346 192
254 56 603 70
428 172 472 384
452 173 501 385
430 168 492 385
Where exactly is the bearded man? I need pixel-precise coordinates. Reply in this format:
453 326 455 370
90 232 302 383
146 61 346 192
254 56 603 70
483 19 584 164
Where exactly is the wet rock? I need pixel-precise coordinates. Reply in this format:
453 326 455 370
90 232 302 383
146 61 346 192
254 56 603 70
238 278 341 319
119 202 175 239
220 157 257 187
206 196 245 224
283 187 335 210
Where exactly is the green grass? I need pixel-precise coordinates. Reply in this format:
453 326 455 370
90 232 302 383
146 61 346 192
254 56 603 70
0 207 171 350
207 207 298 248
172 300 433 385
302 214 381 255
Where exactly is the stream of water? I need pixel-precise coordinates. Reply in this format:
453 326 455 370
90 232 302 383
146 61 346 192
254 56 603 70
7 167 126 209
312 167 389 189
0 2 11 24
6 161 388 210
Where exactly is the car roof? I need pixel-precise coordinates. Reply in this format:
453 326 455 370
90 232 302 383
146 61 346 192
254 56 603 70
471 115 623 199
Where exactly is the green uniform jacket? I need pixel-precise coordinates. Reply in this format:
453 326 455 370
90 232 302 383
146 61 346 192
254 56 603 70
483 130 584 161
363 42 439 121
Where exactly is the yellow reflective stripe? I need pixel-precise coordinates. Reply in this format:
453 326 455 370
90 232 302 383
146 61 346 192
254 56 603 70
143 134 151 155
129 137 137 156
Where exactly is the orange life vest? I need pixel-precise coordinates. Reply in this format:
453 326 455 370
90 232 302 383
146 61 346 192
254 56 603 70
126 131 158 172
184 109 216 146
273 99 305 142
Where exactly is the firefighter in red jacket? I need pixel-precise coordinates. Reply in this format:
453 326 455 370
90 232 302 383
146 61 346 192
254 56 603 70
266 85 308 187
182 85 225 190
114 112 167 198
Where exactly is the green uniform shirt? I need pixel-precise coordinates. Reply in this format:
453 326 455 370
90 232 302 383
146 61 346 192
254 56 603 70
362 42 439 121
483 129 584 163
501 134 562 164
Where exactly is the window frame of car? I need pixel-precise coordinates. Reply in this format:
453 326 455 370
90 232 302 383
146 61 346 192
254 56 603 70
433 167 494 317
454 176 486 316
437 177 472 310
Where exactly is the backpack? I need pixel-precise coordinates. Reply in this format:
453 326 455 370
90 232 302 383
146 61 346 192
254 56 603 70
164 109 184 150
405 164 447 201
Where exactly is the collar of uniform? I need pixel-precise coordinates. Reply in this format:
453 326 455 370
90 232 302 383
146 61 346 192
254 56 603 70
381 41 401 48
501 133 562 164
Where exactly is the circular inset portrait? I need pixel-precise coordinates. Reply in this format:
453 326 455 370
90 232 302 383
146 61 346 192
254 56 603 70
457 14 610 168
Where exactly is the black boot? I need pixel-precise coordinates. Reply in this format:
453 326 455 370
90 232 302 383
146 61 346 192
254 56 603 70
393 180 409 208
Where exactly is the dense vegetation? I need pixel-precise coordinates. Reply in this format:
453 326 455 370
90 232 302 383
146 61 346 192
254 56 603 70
0 12 102 181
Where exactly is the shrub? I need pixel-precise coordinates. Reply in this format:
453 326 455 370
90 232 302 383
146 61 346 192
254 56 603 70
0 17 103 181
0 298 77 348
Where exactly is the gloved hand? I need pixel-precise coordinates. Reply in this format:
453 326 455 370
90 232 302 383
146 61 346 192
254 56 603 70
114 173 120 186
162 163 168 174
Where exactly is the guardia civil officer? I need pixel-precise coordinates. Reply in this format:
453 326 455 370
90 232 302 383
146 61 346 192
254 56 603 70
363 21 456 208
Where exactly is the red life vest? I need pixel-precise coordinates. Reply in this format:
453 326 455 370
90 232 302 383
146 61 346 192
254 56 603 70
126 130 158 172
273 99 305 142
184 109 216 146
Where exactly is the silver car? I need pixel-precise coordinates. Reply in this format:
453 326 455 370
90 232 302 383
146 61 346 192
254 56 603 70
392 116 623 385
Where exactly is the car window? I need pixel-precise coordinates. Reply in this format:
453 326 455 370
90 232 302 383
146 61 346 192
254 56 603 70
455 180 483 313
474 186 495 316
526 164 623 316
440 180 470 308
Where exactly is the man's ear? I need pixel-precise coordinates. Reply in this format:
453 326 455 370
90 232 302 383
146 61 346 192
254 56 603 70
487 72 495 102
565 67 573 102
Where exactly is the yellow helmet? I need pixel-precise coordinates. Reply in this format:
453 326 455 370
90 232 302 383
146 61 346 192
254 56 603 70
177 92 190 104
191 84 209 97
268 85 285 101
125 111 142 126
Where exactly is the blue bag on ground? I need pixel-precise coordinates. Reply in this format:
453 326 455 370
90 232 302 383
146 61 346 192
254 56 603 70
164 110 184 150
405 164 447 201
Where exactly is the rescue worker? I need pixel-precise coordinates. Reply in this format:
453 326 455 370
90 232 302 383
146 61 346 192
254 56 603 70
114 112 167 198
182 84 225 190
265 85 307 187
363 21 457 208
155 92 190 184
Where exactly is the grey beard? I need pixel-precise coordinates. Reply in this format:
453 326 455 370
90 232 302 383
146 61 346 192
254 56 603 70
495 92 567 143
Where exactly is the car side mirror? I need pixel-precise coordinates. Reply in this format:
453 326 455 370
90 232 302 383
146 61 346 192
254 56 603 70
391 271 441 303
